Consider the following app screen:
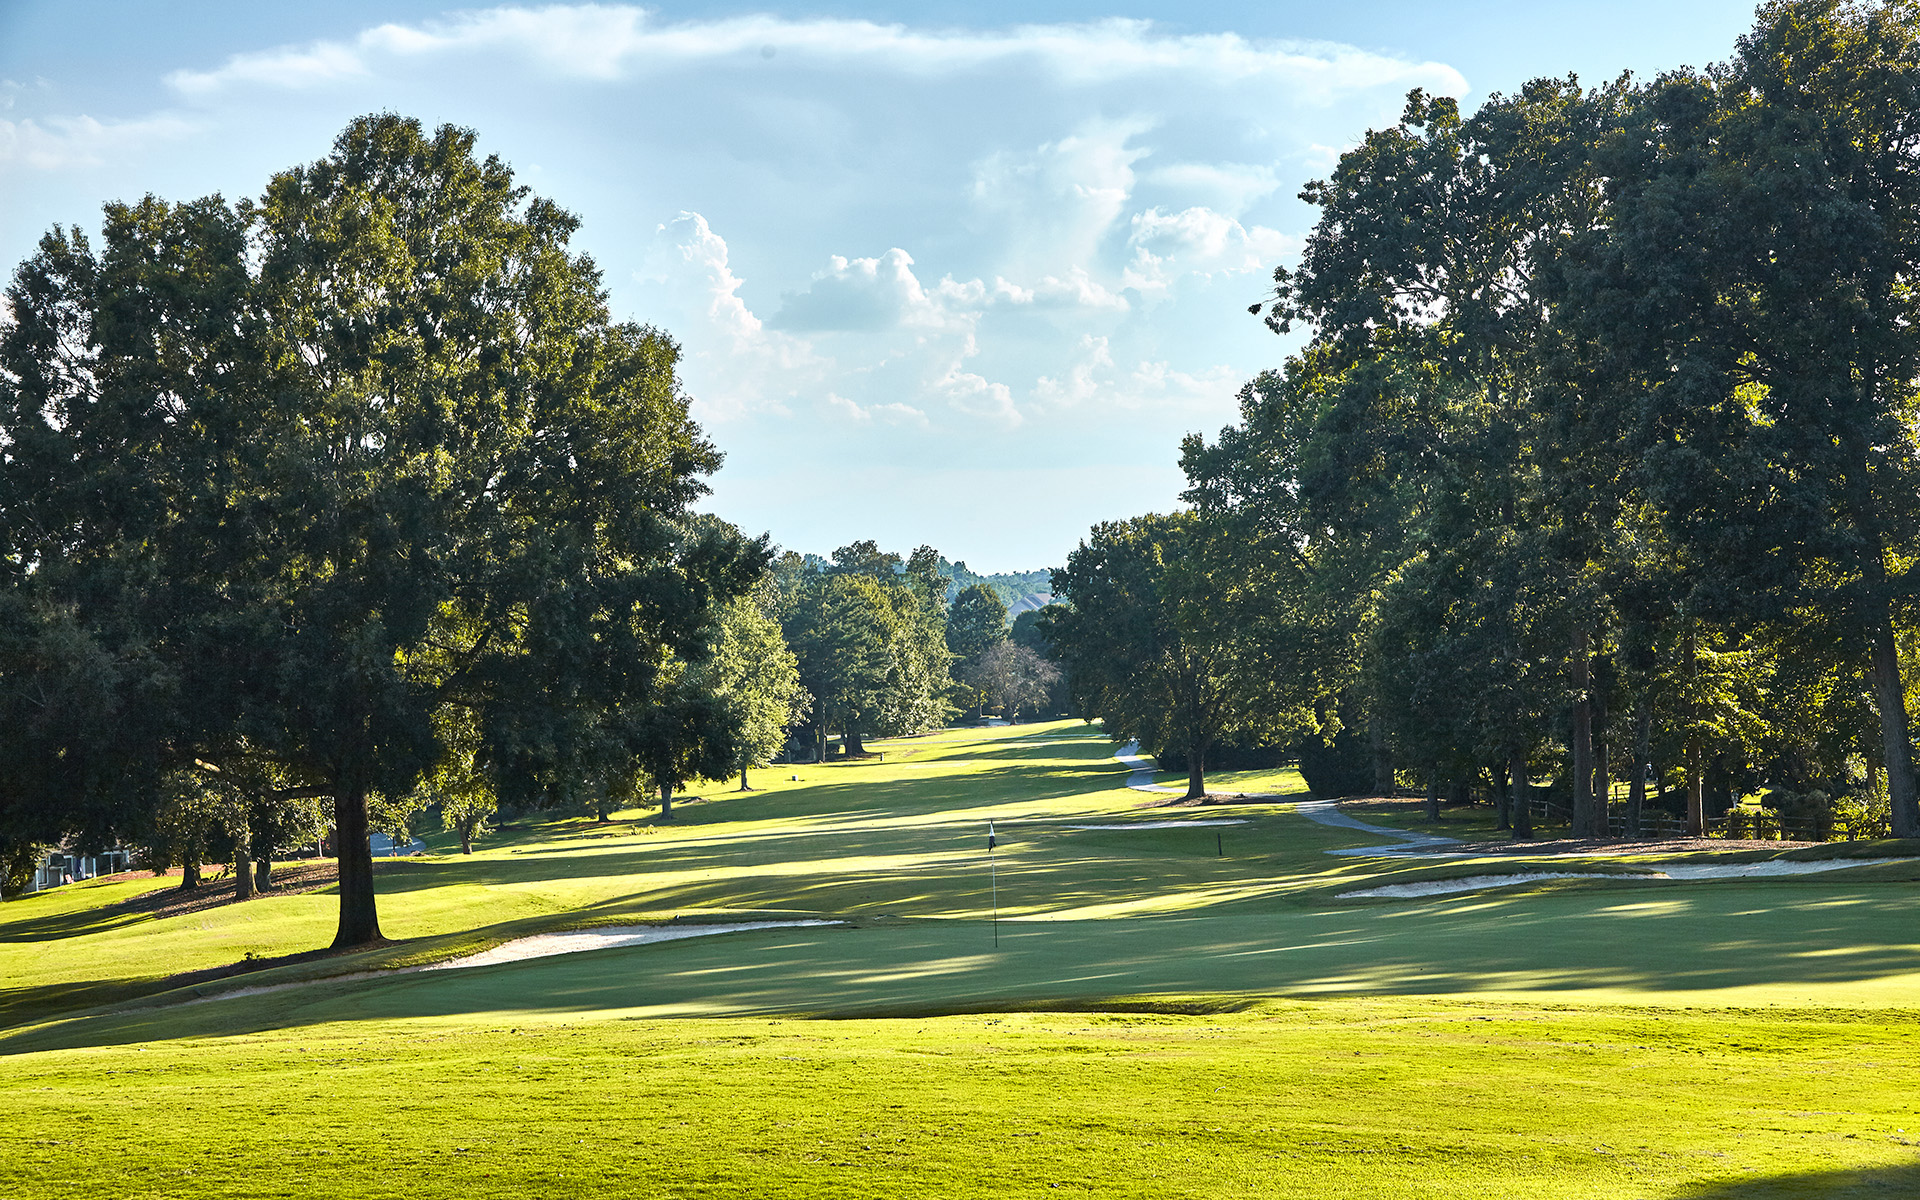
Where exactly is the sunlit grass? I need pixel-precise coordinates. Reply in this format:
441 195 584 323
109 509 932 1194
6 999 1920 1199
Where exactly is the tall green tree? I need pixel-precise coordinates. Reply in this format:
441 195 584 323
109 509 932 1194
0 115 763 945
775 543 953 756
705 590 810 791
1050 513 1305 799
1591 0 1920 834
947 582 1009 719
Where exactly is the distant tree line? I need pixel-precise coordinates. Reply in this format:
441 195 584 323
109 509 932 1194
1054 0 1920 838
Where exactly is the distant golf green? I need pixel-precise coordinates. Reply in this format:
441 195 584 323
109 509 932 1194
6 721 1919 1197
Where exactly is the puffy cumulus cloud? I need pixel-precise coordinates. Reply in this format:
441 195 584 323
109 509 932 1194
1032 335 1117 407
771 249 960 333
640 216 1025 427
1123 205 1296 292
970 119 1150 277
0 112 195 169
1034 337 1238 414
934 356 1022 427
771 250 1127 335
164 9 1465 98
638 212 821 420
826 393 930 427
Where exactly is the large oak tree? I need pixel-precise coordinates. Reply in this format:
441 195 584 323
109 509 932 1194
0 115 762 945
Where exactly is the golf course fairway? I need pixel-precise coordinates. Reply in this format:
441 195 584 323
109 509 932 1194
5 721 1919 1197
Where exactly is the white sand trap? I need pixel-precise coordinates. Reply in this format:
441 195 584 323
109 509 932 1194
1650 859 1905 880
1341 872 1594 899
186 921 843 1006
1067 819 1249 830
1339 857 1906 899
424 920 843 971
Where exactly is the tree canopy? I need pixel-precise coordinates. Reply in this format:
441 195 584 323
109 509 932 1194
0 115 765 941
1174 0 1920 837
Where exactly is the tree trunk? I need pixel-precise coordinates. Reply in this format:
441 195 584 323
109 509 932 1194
1867 603 1920 837
1570 628 1595 837
1509 749 1533 840
459 818 474 855
1627 696 1650 839
1185 735 1209 801
846 726 866 756
1592 669 1610 839
659 782 674 821
179 858 201 891
817 719 827 764
331 784 383 948
1424 769 1440 822
1685 622 1704 837
739 767 751 792
1686 740 1705 837
1493 763 1511 831
234 841 254 901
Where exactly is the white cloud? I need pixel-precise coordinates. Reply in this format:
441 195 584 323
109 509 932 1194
771 248 954 333
1033 337 1238 413
640 212 820 420
1033 335 1117 407
1024 269 1130 312
0 113 195 169
164 10 1466 98
935 355 1022 426
1124 205 1296 292
970 119 1150 277
1142 161 1283 214
827 393 929 427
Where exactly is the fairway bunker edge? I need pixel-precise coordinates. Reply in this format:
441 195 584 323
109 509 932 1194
181 920 849 1007
1338 858 1910 900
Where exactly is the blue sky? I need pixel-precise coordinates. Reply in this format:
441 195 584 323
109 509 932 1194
1 1 1760 571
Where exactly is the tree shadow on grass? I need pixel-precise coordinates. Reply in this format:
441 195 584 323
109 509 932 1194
14 881 1920 1055
1665 1161 1920 1197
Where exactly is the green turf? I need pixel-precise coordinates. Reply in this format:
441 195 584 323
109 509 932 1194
5 1001 1920 1198
7 720 1920 1197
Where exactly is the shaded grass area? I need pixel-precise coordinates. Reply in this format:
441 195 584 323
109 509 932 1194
14 878 1920 1055
4 999 1919 1199
0 722 1141 1023
9 720 1920 1038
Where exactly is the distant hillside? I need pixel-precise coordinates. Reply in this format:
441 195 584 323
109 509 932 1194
783 549 1054 619
937 558 1053 617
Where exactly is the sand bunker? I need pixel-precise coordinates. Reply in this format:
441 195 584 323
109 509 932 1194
187 920 843 1006
1341 872 1592 899
1338 858 1906 899
1651 859 1905 881
424 920 843 971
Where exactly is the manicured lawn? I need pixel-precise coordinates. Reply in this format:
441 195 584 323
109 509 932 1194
6 1000 1919 1198
6 721 1920 1197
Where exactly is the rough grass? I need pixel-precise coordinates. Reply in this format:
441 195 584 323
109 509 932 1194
7 722 1920 1197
